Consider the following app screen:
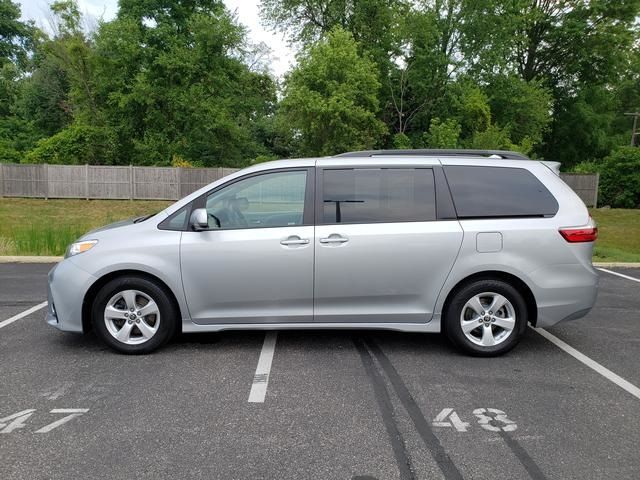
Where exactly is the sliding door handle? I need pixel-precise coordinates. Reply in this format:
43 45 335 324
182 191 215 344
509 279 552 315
319 235 349 244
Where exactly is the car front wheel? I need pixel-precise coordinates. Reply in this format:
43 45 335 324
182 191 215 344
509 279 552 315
92 276 177 354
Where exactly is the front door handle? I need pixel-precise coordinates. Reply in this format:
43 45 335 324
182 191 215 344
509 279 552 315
319 235 349 244
280 236 310 246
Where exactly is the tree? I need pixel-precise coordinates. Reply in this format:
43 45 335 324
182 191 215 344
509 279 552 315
422 117 460 148
260 0 402 71
88 0 277 166
280 27 387 156
543 86 619 167
0 0 35 67
19 52 72 137
484 75 551 146
505 0 640 89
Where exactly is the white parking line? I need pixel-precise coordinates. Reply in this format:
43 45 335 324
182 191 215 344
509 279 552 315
597 267 640 284
533 327 640 401
248 332 278 403
0 302 48 329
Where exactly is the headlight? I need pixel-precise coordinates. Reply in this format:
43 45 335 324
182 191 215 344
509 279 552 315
66 240 98 258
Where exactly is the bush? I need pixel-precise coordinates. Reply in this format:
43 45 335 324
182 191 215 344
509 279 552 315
24 125 117 165
422 117 460 148
599 147 640 208
0 141 20 163
392 133 412 149
171 154 203 168
571 160 599 173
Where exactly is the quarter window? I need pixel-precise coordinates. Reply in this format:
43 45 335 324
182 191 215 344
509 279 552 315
444 166 559 218
158 204 190 231
322 168 436 224
205 170 307 229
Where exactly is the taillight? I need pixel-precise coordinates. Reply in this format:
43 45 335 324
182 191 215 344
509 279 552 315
559 226 598 243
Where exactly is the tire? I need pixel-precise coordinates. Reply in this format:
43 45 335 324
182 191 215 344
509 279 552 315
92 276 177 354
444 279 528 357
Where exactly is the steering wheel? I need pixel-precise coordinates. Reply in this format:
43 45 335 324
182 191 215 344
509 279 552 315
207 212 221 228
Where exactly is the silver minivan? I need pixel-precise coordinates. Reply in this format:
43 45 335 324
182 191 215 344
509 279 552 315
46 149 599 356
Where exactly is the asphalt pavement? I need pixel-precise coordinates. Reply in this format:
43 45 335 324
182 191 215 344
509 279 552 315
1 263 639 480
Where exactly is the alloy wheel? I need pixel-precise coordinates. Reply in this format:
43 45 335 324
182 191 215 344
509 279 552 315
104 289 161 345
459 292 516 347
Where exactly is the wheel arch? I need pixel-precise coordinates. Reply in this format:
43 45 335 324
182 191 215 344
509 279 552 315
82 269 183 334
440 270 538 328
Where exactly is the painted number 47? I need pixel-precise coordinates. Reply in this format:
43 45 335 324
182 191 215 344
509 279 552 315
0 409 89 434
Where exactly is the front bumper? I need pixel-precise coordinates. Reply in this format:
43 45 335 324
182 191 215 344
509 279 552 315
46 259 97 333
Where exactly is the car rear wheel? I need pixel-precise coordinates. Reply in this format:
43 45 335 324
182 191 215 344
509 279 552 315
445 279 528 356
92 276 177 354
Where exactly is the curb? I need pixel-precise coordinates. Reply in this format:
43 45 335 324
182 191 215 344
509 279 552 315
593 262 640 268
0 256 63 263
0 257 638 268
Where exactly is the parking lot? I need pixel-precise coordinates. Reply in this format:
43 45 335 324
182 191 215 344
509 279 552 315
1 263 639 480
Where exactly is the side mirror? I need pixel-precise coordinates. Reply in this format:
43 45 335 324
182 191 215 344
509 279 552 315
189 208 209 231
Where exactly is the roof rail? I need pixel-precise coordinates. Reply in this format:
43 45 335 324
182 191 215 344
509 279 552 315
334 149 530 160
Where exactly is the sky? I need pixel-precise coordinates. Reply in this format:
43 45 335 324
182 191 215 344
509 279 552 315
16 0 296 77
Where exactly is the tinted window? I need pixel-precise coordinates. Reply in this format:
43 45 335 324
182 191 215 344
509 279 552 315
444 166 558 218
205 170 307 229
322 168 436 224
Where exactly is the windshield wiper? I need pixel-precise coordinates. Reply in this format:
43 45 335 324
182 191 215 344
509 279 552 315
133 213 156 223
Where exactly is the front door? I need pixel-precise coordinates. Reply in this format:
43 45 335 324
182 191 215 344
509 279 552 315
181 168 314 324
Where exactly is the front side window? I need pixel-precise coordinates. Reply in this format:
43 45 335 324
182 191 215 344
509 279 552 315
205 170 307 229
322 168 436 224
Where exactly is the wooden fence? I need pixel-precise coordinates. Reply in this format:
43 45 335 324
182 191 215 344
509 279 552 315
0 163 600 207
559 173 599 207
0 164 238 201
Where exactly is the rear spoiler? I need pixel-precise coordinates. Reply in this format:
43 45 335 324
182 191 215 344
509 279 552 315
541 161 561 175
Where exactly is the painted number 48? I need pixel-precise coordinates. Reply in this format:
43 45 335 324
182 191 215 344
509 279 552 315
0 409 89 434
432 408 517 432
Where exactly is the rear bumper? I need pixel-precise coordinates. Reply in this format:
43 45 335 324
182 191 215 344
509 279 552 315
46 259 96 333
529 263 599 328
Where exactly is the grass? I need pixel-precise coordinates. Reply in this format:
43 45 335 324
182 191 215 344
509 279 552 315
0 198 170 256
590 208 640 263
0 199 638 261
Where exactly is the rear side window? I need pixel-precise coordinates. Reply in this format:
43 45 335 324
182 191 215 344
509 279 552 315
322 168 436 224
444 166 558 218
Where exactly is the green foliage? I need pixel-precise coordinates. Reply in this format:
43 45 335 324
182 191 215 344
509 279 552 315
171 154 200 168
90 0 276 166
485 76 551 146
260 0 402 71
0 0 638 195
0 138 19 162
571 160 599 174
280 27 387 156
0 0 35 67
422 118 461 148
0 198 170 255
392 133 412 149
18 55 71 136
25 125 117 165
447 81 491 140
598 147 640 208
543 86 620 168
466 123 523 152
